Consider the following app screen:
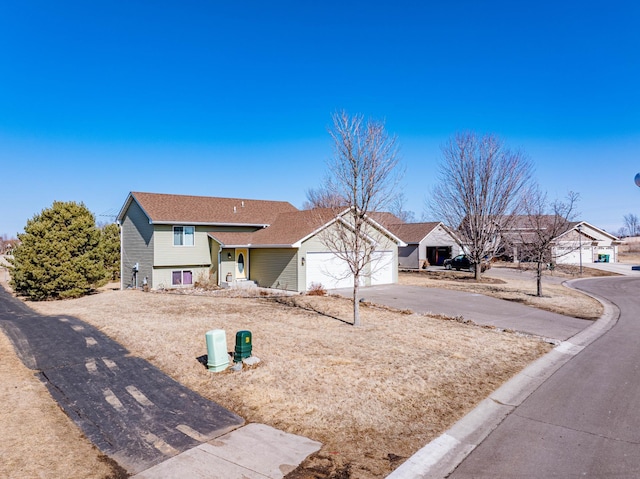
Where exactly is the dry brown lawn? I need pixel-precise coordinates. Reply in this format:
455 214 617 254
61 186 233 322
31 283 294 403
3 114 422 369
619 252 640 263
0 319 123 479
22 286 553 478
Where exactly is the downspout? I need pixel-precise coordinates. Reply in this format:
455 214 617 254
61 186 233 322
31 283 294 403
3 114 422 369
217 244 223 287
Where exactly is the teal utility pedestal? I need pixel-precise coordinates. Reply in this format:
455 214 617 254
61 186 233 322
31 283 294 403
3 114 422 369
234 330 252 363
205 329 229 372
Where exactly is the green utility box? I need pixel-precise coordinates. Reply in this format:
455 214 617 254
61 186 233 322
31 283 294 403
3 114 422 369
234 330 252 362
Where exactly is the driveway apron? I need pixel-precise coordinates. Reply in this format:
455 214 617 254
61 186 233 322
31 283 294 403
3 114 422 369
0 287 243 474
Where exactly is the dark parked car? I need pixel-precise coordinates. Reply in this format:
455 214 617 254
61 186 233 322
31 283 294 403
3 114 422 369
443 254 490 272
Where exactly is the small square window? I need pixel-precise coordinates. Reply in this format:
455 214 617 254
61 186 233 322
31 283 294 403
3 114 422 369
173 226 195 246
172 270 193 286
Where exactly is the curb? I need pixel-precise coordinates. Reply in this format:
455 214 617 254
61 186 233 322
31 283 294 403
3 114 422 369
387 277 621 479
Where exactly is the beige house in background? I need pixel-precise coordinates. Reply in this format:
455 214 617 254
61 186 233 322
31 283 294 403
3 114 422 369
387 222 463 269
117 192 404 292
551 221 620 264
501 218 620 264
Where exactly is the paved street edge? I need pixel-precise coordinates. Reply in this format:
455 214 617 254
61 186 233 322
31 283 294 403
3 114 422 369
386 277 621 479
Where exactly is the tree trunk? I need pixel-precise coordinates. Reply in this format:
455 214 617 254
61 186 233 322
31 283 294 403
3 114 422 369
536 261 543 297
353 276 361 327
474 263 481 281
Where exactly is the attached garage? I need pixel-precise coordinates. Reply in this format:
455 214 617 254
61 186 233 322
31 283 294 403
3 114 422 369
555 246 593 265
551 222 620 265
306 252 355 290
305 250 395 290
387 222 463 269
371 251 394 285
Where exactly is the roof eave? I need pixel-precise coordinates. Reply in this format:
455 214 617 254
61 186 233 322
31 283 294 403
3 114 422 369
154 221 270 227
117 192 153 225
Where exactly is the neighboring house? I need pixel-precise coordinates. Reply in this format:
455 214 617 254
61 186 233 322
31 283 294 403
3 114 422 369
117 192 404 292
501 218 620 264
387 222 464 269
551 221 620 264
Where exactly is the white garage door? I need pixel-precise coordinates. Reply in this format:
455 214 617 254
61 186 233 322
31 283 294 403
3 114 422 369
306 251 394 290
555 246 593 264
306 252 354 290
371 251 394 285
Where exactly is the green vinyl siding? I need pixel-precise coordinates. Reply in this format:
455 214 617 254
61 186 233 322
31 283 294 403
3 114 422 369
220 248 236 282
153 225 212 267
250 248 298 291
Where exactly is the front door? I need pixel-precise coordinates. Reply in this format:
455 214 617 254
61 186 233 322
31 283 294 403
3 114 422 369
235 248 248 280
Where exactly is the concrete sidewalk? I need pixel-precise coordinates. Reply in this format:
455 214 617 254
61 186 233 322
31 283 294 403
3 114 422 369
133 423 321 479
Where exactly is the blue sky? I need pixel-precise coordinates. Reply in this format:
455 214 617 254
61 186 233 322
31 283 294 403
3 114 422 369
1 1 638 236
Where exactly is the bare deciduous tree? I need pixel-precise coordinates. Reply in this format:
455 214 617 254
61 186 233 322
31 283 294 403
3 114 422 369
389 192 416 223
302 187 346 209
316 111 402 326
429 132 533 279
624 213 639 237
511 190 579 296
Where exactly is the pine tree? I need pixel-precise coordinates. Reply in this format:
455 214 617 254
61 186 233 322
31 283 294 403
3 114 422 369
99 223 121 282
9 201 107 300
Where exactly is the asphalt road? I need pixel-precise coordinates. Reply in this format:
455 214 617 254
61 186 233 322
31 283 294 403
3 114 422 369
0 286 243 474
448 276 640 478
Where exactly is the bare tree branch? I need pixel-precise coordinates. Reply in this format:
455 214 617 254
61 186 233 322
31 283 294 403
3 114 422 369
302 187 346 209
507 189 579 296
389 193 416 223
314 111 403 326
428 132 534 279
624 213 640 237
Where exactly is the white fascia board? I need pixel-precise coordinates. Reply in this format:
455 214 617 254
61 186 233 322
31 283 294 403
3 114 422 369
153 221 270 227
364 215 407 246
116 192 154 225
362 212 407 246
337 216 380 246
291 216 341 248
579 221 619 241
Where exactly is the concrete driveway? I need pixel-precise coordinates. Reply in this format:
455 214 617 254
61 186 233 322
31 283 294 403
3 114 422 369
331 283 591 342
586 261 640 275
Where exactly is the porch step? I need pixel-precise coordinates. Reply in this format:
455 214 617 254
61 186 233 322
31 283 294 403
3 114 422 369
221 280 258 290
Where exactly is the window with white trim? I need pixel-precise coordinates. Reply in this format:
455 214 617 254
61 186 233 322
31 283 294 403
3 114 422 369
172 270 193 286
173 226 194 246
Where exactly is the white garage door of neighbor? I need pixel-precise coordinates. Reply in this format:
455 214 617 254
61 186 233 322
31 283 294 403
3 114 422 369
306 252 355 290
371 251 393 285
555 246 592 264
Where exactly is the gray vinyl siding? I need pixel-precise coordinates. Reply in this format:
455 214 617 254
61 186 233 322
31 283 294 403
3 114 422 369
421 226 463 260
120 200 154 288
398 245 419 269
250 248 298 291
